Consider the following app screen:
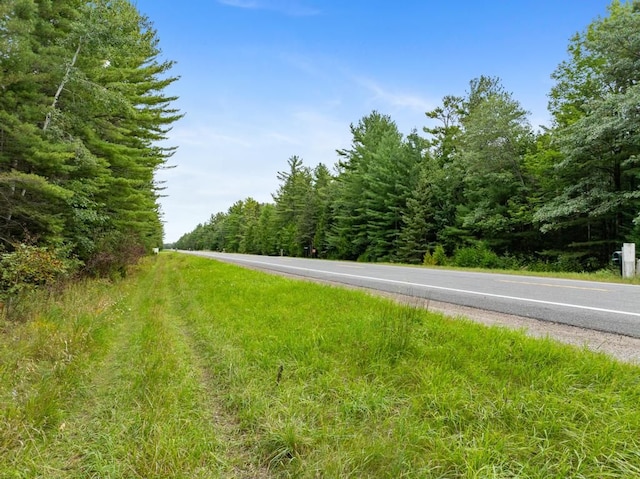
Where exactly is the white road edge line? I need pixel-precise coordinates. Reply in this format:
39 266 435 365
215 255 640 319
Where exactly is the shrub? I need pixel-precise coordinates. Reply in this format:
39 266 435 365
452 244 503 268
423 245 447 266
433 244 447 265
553 254 588 273
422 251 436 266
0 243 76 318
84 232 146 279
0 244 73 297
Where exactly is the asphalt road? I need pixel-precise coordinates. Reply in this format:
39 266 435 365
182 251 640 338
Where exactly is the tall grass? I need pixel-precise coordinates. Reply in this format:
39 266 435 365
1 253 639 478
169 254 640 477
0 279 123 475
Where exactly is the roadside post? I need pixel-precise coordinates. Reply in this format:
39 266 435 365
622 243 636 278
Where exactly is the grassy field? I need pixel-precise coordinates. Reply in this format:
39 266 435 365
1 253 640 478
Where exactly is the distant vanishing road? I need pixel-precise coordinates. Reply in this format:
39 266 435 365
182 251 640 339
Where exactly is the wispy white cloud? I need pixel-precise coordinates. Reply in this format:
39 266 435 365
264 131 302 146
277 51 321 77
157 104 352 240
356 77 435 113
291 109 350 156
217 0 258 8
169 126 253 148
217 0 320 16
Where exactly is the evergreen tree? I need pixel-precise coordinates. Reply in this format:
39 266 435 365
272 156 314 256
311 163 334 258
455 76 535 252
0 0 180 275
536 0 640 264
419 97 467 253
238 198 261 254
257 203 278 255
330 112 418 261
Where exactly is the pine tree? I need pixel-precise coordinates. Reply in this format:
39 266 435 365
536 0 640 264
0 0 181 274
329 112 419 261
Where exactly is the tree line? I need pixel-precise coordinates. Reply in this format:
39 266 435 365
177 0 640 272
0 0 179 293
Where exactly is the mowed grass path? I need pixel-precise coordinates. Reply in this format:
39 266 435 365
1 253 640 478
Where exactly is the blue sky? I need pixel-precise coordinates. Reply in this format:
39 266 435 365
133 0 612 243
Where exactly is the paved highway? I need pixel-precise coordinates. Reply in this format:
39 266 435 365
182 251 640 338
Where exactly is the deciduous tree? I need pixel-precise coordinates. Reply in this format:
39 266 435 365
536 0 640 262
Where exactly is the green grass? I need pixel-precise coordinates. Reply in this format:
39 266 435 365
461 266 640 284
393 261 640 285
2 253 640 478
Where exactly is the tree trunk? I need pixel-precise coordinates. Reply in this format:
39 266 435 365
43 42 81 132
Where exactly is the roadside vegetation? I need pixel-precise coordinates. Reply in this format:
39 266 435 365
2 253 639 478
1 0 179 285
416 243 639 284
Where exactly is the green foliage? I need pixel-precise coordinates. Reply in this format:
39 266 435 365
452 76 539 253
0 0 180 289
329 111 421 261
452 243 507 269
422 250 436 266
433 244 447 265
176 157 333 258
83 231 146 279
538 0 640 263
272 156 316 256
423 244 448 266
0 243 75 301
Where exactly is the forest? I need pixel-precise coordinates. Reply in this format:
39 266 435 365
176 0 640 272
0 0 180 295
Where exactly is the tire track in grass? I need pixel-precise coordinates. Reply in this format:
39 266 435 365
176 323 273 479
161 255 274 479
36 260 231 478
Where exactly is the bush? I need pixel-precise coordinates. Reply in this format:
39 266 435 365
552 254 589 273
422 251 435 266
83 232 146 279
0 244 76 318
423 245 447 266
433 245 447 265
452 244 503 269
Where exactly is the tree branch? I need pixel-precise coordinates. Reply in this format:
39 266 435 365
43 42 82 132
